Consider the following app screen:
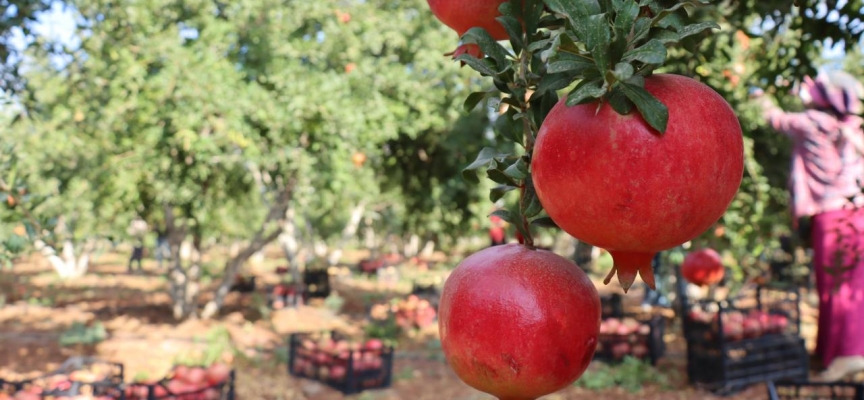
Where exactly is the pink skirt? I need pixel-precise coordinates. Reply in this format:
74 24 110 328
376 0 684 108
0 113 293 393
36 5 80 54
813 206 864 367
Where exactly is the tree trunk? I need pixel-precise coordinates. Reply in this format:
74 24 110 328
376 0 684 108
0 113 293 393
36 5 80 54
404 234 420 258
326 202 365 266
278 204 303 284
34 239 92 279
420 240 435 258
201 224 283 319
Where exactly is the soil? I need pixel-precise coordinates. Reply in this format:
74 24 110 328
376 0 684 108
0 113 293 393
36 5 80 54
0 249 823 399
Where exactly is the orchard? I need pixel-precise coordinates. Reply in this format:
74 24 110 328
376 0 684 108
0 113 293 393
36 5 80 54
1 0 864 399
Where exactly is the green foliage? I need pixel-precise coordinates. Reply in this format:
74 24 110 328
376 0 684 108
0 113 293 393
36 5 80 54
175 326 241 367
59 321 106 347
574 357 672 393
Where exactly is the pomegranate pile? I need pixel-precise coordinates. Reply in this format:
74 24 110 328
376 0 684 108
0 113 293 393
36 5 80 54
0 359 122 400
289 333 391 391
688 309 792 342
426 0 744 398
124 363 231 400
369 295 437 331
596 317 655 362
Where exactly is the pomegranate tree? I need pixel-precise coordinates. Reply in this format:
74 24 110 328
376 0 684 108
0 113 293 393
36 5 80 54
682 248 726 287
432 0 743 398
439 244 600 400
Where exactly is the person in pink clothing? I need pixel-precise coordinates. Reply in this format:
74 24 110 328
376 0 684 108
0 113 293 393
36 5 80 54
757 70 864 381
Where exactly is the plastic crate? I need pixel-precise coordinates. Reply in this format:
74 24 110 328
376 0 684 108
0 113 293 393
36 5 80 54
676 266 809 393
0 357 125 399
124 367 236 400
303 269 331 299
288 331 394 395
594 315 666 366
768 380 864 400
229 276 256 293
268 283 305 310
600 293 624 318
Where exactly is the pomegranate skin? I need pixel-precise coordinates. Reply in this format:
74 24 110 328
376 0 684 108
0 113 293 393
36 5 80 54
532 74 744 292
439 244 600 400
682 248 725 286
427 0 510 39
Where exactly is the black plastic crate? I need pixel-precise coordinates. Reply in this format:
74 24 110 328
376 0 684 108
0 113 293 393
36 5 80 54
676 267 809 393
410 282 437 297
303 269 331 299
601 293 624 318
288 331 394 395
594 315 666 366
229 276 256 293
124 367 236 400
0 356 125 399
769 380 864 400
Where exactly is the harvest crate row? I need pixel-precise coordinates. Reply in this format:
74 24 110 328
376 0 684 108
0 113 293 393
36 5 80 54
0 357 235 400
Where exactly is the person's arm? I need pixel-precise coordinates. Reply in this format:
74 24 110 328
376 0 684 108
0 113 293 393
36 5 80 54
752 89 810 136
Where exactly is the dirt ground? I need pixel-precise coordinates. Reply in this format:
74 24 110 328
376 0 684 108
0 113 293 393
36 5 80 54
0 249 820 399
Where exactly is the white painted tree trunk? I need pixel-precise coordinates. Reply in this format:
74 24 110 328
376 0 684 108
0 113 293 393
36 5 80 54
34 239 92 279
278 205 303 283
420 240 435 258
326 202 365 266
403 234 420 258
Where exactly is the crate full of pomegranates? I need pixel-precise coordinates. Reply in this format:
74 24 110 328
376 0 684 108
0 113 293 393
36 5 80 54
594 315 666 366
288 331 394 395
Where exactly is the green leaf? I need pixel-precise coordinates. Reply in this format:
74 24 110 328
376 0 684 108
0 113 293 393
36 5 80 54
575 14 612 75
497 16 525 53
622 40 667 64
530 217 560 229
534 72 577 97
619 82 669 133
527 39 552 53
490 209 518 227
523 0 546 39
522 177 543 218
566 79 606 106
612 0 640 40
463 148 510 183
504 158 529 180
676 21 720 41
545 0 602 19
487 168 517 186
490 185 518 202
607 88 634 115
455 54 497 76
495 110 524 144
461 27 512 68
464 92 488 112
547 58 595 74
611 62 634 81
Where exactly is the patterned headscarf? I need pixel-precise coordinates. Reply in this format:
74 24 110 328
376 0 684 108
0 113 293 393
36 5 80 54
801 70 864 116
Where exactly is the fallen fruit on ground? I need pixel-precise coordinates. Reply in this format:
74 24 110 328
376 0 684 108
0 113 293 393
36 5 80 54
532 74 744 292
439 244 600 400
682 248 726 287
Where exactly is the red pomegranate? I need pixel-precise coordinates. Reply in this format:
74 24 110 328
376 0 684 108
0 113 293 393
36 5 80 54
427 0 510 60
532 74 744 292
439 244 600 400
682 248 726 287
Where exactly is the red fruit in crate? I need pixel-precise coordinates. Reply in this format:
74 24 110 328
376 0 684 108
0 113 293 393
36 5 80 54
632 344 649 358
301 339 316 350
439 244 600 400
682 249 726 287
173 365 190 382
273 285 287 296
331 365 347 380
13 393 39 400
205 363 231 386
611 342 631 360
202 388 221 400
723 321 743 341
605 318 621 331
638 324 651 336
742 318 762 338
615 324 631 336
533 74 744 292
364 339 384 351
184 367 207 385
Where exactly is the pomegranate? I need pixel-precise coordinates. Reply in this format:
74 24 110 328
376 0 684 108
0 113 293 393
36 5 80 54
532 74 744 292
427 0 510 60
682 248 726 287
439 244 600 400
205 363 231 386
